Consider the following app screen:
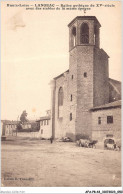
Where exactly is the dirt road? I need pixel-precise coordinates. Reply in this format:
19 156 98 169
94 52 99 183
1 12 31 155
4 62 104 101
1 137 121 187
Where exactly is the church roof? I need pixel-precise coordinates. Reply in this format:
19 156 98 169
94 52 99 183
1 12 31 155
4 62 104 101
54 72 121 94
91 100 121 111
53 72 121 104
100 49 109 58
109 78 121 95
68 16 101 27
54 69 69 80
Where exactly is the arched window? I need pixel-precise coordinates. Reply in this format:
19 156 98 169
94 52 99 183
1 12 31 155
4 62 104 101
94 26 97 45
58 87 63 118
70 113 72 121
80 23 89 44
94 25 99 47
72 26 76 47
58 87 63 106
70 95 72 101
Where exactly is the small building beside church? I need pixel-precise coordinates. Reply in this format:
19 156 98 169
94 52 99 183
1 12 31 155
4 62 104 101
50 16 121 141
91 100 121 141
37 116 51 139
36 111 52 139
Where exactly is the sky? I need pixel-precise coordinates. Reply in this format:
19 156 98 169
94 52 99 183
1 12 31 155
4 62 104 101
1 1 122 120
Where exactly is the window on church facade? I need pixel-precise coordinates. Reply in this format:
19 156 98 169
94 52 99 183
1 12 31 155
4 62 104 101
70 113 72 121
80 23 89 44
47 120 49 125
94 25 99 47
71 95 72 101
58 87 63 106
98 117 101 124
72 26 76 47
58 87 63 118
72 75 73 79
107 116 113 124
41 129 43 134
84 72 87 77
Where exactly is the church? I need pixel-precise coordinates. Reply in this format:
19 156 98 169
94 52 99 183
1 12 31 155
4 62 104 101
50 16 121 141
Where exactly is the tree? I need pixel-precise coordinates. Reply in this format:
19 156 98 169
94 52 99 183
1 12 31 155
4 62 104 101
20 110 28 124
17 122 22 131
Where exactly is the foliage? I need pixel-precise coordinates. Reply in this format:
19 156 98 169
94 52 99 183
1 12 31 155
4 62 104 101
17 122 22 131
20 110 28 123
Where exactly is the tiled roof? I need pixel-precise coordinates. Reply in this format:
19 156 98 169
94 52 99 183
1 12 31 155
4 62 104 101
91 100 121 111
109 78 121 95
1 120 19 125
68 16 101 27
37 116 51 122
54 70 69 80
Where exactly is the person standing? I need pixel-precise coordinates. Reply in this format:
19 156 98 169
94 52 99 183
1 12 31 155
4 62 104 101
50 136 53 144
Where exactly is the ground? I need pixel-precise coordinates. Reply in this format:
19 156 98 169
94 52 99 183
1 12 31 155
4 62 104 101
1 136 121 187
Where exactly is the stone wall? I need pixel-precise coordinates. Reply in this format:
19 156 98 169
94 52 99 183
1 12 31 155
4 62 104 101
39 120 52 139
93 48 109 107
109 79 121 102
51 16 121 142
17 132 40 138
54 72 74 139
75 46 94 138
92 107 121 141
69 47 78 140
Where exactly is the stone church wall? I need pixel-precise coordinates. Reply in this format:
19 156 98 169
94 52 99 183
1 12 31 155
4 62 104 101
93 48 109 107
51 16 121 142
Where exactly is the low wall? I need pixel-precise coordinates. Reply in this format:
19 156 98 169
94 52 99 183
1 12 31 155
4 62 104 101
17 132 41 138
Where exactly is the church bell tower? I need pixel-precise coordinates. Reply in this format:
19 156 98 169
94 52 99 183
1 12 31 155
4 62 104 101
69 16 100 50
68 16 109 139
